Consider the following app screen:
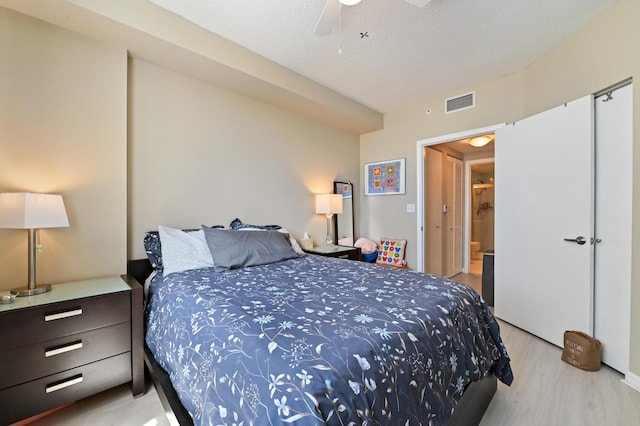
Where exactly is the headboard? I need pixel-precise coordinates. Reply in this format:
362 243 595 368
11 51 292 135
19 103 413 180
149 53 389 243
127 258 153 285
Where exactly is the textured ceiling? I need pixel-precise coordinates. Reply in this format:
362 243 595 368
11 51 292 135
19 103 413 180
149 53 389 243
149 0 617 113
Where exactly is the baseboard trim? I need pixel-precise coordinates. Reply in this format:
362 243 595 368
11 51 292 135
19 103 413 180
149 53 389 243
622 371 640 392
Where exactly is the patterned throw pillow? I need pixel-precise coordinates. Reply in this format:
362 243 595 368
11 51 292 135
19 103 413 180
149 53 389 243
376 238 407 267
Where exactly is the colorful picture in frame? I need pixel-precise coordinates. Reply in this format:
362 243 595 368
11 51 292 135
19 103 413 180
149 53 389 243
364 158 405 195
336 182 352 199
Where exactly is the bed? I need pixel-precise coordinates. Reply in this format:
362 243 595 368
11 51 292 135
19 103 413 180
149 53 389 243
131 225 513 425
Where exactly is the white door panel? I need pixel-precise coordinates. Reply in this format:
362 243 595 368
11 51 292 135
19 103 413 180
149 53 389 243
495 96 594 348
594 84 632 372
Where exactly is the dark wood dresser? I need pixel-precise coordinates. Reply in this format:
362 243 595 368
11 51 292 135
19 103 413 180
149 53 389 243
303 245 361 260
0 276 143 425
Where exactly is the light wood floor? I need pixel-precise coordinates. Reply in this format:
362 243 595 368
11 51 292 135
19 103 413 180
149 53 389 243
26 267 640 425
452 259 483 295
26 379 171 426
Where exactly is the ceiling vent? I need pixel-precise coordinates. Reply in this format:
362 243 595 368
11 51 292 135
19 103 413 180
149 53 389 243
445 91 475 114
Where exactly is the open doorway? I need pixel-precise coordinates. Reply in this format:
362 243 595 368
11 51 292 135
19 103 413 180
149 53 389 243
423 146 494 293
460 159 495 293
468 160 495 267
417 126 499 295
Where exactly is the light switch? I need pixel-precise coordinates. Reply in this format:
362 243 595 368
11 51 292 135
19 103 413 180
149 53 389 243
406 203 416 213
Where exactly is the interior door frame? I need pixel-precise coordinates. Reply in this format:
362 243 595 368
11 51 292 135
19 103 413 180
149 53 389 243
447 155 464 277
416 123 504 273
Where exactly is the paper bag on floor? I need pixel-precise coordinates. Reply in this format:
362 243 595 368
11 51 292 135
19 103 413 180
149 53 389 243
561 330 602 371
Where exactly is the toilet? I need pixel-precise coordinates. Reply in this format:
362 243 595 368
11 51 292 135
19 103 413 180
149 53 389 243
470 241 482 260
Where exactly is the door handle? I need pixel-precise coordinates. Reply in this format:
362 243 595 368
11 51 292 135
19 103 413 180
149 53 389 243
564 236 587 245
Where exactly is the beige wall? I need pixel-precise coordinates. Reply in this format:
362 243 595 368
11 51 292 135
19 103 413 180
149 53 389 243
128 58 360 259
0 7 360 280
361 0 640 374
0 7 127 290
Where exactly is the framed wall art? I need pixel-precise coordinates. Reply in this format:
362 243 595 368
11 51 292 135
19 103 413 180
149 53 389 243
364 158 405 196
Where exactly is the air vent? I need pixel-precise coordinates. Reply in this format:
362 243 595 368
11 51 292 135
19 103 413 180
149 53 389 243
445 91 475 114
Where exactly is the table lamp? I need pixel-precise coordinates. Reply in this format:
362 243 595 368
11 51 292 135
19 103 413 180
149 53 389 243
0 192 69 296
315 193 343 246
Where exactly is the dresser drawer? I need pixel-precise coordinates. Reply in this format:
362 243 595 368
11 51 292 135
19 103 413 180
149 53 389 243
0 291 130 349
0 352 131 425
0 321 131 389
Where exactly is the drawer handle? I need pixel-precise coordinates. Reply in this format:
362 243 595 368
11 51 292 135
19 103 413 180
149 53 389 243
45 341 83 357
44 308 83 322
46 374 83 393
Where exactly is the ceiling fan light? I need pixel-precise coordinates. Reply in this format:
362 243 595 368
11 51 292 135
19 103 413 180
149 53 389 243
339 0 362 5
468 135 493 147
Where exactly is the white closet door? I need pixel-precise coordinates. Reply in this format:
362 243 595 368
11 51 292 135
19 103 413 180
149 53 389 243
495 95 594 348
424 147 443 276
594 83 632 372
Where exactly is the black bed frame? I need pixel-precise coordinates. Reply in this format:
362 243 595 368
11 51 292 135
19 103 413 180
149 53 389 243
127 259 496 426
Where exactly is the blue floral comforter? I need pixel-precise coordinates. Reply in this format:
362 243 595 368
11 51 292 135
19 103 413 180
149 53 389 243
145 255 513 426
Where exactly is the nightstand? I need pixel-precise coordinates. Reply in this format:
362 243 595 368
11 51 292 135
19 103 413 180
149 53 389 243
303 245 361 261
0 276 143 425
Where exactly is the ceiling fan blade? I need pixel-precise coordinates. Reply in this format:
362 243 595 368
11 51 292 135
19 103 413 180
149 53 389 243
314 0 340 36
404 0 432 7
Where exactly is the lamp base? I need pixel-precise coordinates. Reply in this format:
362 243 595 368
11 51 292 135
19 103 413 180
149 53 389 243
11 284 52 297
324 214 335 247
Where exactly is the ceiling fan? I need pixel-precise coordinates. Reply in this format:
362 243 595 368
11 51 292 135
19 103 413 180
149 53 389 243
314 0 432 36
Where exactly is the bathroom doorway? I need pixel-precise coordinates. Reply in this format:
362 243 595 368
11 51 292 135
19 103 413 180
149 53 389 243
467 160 495 277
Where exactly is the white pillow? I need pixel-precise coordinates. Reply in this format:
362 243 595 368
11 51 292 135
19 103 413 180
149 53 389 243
158 225 214 275
279 228 305 255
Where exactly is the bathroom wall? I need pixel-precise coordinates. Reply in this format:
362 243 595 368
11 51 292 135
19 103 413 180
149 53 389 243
470 167 495 255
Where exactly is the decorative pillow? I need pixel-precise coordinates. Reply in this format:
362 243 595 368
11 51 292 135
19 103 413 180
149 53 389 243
144 229 200 272
158 226 215 275
229 218 305 255
203 226 300 272
143 231 164 271
376 238 407 267
229 218 281 231
144 225 223 272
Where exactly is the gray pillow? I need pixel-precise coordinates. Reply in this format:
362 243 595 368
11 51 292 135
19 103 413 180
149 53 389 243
202 226 300 272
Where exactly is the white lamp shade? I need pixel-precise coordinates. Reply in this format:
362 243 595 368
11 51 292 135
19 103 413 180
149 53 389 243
0 192 69 229
340 0 362 5
316 193 343 215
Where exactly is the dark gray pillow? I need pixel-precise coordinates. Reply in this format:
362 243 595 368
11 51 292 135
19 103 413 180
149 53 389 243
202 226 300 272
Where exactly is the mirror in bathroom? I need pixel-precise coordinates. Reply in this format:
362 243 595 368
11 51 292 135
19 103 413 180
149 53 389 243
333 181 354 246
